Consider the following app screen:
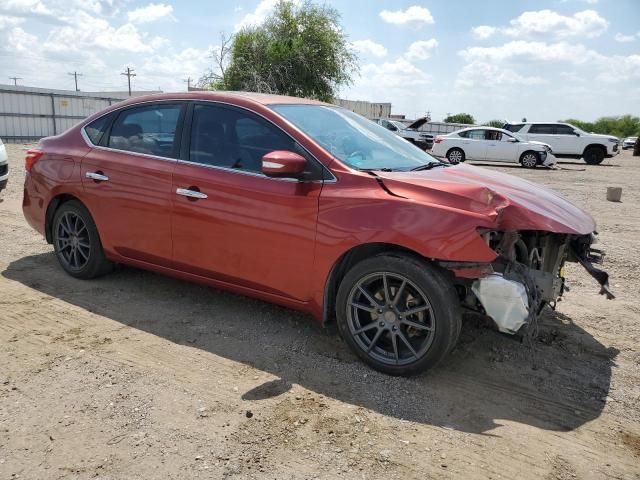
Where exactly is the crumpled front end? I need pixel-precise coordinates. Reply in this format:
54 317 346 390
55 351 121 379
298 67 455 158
442 229 613 335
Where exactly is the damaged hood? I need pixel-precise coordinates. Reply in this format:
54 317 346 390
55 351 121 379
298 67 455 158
406 117 428 130
375 164 596 234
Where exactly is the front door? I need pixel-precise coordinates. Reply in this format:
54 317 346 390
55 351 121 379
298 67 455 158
170 103 323 301
81 102 184 265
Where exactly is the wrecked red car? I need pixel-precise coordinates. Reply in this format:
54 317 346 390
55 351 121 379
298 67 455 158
22 92 612 375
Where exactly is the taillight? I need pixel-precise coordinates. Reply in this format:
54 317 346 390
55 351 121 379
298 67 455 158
25 149 44 172
434 136 444 144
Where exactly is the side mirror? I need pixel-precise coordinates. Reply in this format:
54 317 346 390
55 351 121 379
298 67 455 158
574 131 581 136
262 150 307 178
506 137 518 142
388 125 398 131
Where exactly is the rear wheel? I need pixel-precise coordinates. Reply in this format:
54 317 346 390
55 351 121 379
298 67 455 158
520 151 539 168
52 200 113 279
583 146 605 165
336 255 461 376
446 148 465 165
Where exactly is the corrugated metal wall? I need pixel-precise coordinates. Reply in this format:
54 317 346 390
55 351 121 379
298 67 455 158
0 85 158 143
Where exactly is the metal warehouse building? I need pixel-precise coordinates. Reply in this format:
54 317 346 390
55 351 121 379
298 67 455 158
0 84 158 143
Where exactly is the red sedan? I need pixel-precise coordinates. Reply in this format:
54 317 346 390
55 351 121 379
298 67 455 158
22 92 612 375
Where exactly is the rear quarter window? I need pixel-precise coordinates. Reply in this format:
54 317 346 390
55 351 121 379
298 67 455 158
84 114 113 145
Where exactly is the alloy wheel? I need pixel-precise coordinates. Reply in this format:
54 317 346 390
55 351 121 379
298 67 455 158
521 153 538 168
448 150 462 164
346 272 435 366
55 211 91 271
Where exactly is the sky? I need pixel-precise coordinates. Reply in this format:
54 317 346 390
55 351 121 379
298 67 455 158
0 0 639 122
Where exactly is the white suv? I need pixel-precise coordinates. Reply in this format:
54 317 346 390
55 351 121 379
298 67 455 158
503 122 619 165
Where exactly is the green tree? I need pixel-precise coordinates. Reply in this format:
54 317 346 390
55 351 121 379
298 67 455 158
200 0 358 102
561 115 640 138
483 120 505 128
444 113 475 124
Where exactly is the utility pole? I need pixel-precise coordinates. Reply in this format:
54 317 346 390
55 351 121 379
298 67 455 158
183 77 192 91
121 67 136 96
67 71 83 91
8 76 22 86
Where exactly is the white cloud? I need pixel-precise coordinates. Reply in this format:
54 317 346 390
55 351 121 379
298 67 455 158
470 9 608 41
0 14 23 29
457 40 640 88
234 0 302 31
351 39 387 57
405 39 438 60
471 25 497 39
614 32 637 43
379 6 434 25
127 3 174 24
360 57 432 88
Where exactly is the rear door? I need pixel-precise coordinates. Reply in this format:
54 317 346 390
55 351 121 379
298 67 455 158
550 124 579 154
170 102 324 301
458 129 489 160
81 102 185 265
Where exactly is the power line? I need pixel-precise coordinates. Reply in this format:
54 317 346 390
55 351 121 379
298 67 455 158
8 76 22 86
68 71 83 91
121 67 136 96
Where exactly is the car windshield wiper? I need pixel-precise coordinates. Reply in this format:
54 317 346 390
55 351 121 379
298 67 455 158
410 162 448 171
359 167 397 172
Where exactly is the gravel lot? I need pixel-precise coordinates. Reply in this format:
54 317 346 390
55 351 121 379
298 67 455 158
1 144 639 479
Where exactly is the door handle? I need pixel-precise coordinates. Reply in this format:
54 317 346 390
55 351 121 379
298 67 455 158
176 187 208 199
85 171 109 182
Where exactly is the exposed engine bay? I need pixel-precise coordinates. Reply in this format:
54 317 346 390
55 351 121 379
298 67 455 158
442 230 614 335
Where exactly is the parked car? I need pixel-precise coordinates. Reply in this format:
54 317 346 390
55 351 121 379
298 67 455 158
622 137 637 150
22 92 612 376
373 117 434 150
503 122 619 165
431 127 555 168
0 137 8 192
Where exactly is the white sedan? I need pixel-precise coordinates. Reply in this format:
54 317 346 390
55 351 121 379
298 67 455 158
431 127 555 168
0 137 8 192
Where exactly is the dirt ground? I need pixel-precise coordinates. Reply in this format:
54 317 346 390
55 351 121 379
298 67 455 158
1 143 639 480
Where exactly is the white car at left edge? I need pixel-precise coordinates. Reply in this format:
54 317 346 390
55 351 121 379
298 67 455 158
0 137 8 192
431 127 556 168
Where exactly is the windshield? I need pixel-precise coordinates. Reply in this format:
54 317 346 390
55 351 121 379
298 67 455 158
271 105 440 171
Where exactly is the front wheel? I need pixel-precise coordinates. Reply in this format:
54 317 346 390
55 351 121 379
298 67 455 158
583 147 605 165
520 151 539 168
336 255 461 376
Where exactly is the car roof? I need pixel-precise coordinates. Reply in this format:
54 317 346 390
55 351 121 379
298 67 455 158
109 91 330 108
454 126 512 134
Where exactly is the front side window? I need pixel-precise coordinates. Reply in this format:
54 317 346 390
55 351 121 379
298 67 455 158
108 104 182 158
189 104 296 173
270 105 440 171
529 124 555 134
555 125 576 135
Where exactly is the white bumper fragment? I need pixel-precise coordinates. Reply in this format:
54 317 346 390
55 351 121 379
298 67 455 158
471 273 530 334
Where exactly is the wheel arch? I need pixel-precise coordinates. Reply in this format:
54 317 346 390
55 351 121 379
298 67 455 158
322 242 432 325
44 193 85 243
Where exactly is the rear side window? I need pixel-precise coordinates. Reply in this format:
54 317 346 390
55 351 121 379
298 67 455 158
85 114 112 145
529 124 555 134
459 129 486 140
108 104 183 158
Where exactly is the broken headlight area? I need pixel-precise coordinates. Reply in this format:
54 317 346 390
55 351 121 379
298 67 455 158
440 230 613 336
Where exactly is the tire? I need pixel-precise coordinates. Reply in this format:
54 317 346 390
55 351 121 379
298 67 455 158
336 254 461 376
520 151 539 169
52 200 113 279
446 148 465 165
583 146 605 165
